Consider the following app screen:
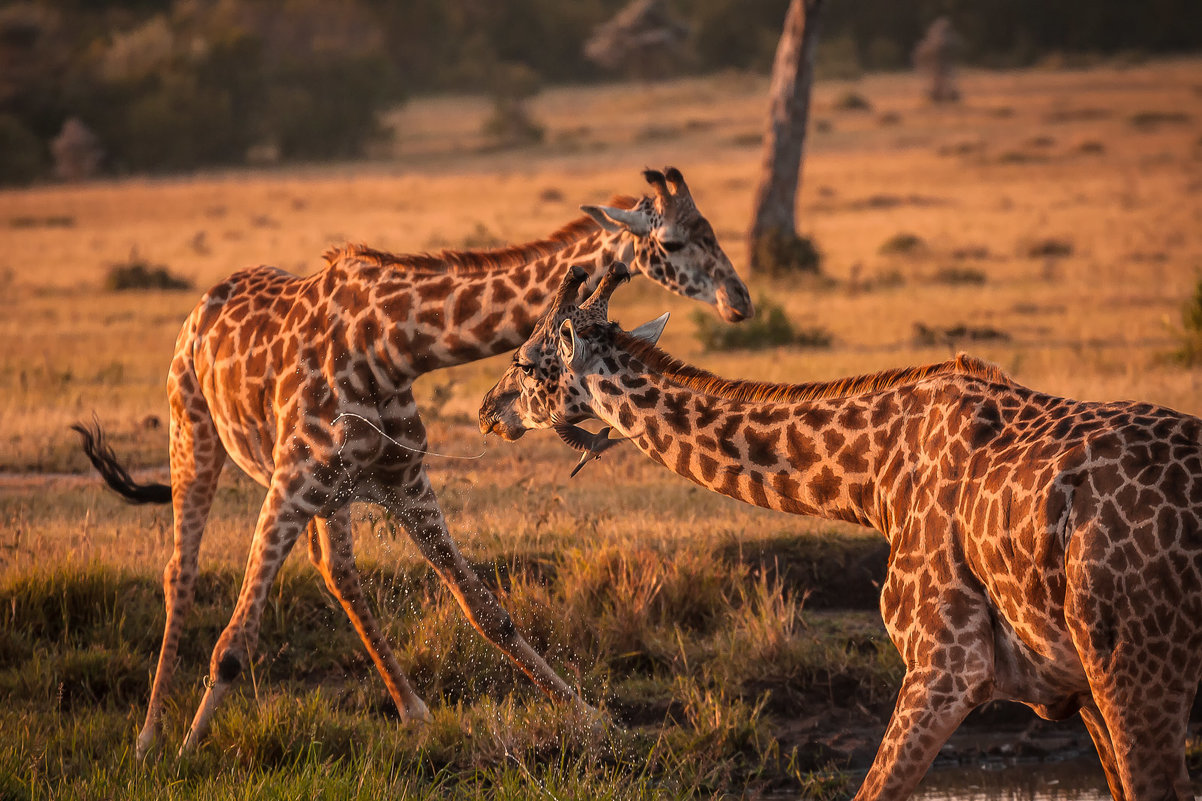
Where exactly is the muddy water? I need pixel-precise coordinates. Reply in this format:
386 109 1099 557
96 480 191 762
913 757 1110 801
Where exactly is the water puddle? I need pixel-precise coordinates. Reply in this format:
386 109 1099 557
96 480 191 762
914 756 1110 801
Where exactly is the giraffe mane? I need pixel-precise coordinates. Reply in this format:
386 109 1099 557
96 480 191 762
609 329 1012 403
322 195 640 275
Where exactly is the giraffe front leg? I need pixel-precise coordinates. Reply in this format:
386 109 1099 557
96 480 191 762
385 471 596 720
863 549 996 801
178 480 310 755
306 510 431 725
855 662 994 800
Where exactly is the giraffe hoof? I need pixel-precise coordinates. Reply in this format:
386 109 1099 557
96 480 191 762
403 697 432 725
574 702 611 735
134 729 159 761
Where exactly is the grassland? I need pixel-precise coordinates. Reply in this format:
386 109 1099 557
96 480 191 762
2 58 1201 798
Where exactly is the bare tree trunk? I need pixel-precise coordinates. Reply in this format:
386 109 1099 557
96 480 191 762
747 0 825 275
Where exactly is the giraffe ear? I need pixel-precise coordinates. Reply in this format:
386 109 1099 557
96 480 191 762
628 312 669 346
558 319 588 369
581 205 651 237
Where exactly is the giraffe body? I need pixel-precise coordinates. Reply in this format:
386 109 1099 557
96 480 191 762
78 170 751 757
478 267 1202 800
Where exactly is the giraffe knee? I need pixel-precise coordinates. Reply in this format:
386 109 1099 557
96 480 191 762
215 652 242 683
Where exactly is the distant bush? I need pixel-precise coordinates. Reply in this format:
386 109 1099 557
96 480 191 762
693 299 831 352
1021 238 1074 258
1128 111 1191 130
1173 276 1202 366
104 254 192 291
750 230 822 276
833 91 873 112
9 215 74 229
459 223 505 250
950 245 990 260
996 150 1048 165
931 266 987 285
914 322 1009 347
878 232 925 256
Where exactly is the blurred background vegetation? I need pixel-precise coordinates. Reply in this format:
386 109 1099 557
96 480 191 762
1 0 1200 184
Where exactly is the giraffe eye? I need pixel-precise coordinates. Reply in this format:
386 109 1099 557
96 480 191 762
518 362 536 377
661 239 685 253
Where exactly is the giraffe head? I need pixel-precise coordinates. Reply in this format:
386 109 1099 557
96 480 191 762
584 167 752 323
479 261 666 441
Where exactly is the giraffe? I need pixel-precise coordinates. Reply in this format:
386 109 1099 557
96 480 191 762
478 263 1202 801
74 168 752 759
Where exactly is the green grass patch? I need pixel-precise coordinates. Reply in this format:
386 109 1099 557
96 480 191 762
692 299 832 352
0 531 899 798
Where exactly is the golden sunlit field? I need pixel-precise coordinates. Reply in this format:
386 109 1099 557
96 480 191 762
2 59 1202 798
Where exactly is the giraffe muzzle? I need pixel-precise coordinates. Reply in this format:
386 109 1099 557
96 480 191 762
481 418 527 441
716 279 754 322
478 396 527 441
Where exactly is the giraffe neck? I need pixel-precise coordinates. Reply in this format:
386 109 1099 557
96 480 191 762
330 227 632 380
589 372 898 528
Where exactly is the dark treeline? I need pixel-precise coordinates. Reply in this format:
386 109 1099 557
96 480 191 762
1 0 1199 184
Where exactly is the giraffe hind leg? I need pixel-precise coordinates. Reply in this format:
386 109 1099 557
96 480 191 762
1066 528 1201 800
136 394 227 759
1082 663 1195 800
306 509 431 723
178 477 311 755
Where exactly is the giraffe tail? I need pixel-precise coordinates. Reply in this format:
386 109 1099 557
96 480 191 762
71 419 172 504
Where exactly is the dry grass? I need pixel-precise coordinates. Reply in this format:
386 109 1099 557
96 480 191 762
1 56 1201 796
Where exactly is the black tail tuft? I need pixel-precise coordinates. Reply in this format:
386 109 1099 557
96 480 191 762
71 419 171 505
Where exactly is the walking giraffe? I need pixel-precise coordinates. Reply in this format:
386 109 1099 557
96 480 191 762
75 168 752 758
479 264 1202 801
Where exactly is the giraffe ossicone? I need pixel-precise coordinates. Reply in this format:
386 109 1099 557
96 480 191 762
75 168 751 758
479 264 1202 801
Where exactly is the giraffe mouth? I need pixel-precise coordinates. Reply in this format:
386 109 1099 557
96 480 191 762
716 280 754 322
481 419 527 442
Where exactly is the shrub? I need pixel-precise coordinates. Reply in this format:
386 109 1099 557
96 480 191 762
1021 238 1074 258
832 91 872 112
878 232 925 256
750 229 822 276
1173 276 1202 366
930 266 986 285
693 299 831 352
103 253 192 291
913 323 1009 347
1128 111 1191 129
